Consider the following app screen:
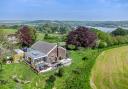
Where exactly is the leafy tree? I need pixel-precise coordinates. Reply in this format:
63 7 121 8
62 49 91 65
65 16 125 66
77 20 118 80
66 26 97 49
91 28 113 46
17 26 36 47
111 28 128 36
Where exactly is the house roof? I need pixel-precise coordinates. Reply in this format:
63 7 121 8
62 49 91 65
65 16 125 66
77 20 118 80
31 41 57 55
26 50 46 59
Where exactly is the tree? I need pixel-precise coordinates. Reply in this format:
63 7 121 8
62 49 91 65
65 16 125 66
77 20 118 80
17 26 36 47
66 26 97 49
111 28 128 36
91 28 113 46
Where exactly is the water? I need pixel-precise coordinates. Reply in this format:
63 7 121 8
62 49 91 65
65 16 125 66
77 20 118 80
89 27 128 33
92 27 116 32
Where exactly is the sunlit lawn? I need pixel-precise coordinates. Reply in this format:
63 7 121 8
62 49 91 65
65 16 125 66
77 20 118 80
91 46 128 89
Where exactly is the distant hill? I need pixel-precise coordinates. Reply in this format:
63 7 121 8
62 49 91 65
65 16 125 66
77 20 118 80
0 20 128 28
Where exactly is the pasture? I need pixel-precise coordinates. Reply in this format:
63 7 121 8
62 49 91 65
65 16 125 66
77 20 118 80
91 46 128 89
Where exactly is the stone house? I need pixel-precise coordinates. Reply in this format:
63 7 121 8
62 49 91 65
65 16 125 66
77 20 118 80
25 41 70 73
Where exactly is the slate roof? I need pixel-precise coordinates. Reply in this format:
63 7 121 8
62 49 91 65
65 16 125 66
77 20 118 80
26 50 46 59
31 41 57 55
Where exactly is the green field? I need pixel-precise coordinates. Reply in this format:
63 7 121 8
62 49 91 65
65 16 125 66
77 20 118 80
0 29 17 35
91 46 128 89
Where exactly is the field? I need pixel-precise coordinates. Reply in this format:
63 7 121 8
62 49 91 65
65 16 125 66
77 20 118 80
91 46 128 89
0 29 17 35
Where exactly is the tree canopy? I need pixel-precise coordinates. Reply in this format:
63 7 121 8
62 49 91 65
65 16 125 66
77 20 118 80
66 26 97 48
17 26 36 47
111 28 128 36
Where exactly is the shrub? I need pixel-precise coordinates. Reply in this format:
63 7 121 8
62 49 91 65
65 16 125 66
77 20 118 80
82 57 88 61
44 75 56 89
47 75 56 83
98 41 107 48
67 44 77 50
0 80 8 85
57 68 64 77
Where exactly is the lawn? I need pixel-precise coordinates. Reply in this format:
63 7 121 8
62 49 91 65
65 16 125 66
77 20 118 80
90 46 128 89
0 29 17 35
0 62 56 89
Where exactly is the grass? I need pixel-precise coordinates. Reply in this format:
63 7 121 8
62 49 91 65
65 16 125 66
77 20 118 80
0 29 17 35
91 46 128 89
0 62 55 89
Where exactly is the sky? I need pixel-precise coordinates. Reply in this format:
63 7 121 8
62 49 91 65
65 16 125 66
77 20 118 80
0 0 128 21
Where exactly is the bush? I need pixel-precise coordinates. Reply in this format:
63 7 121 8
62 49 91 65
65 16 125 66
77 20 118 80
67 45 77 50
47 75 56 83
0 80 8 85
57 68 64 77
98 41 107 48
44 75 56 89
82 57 88 61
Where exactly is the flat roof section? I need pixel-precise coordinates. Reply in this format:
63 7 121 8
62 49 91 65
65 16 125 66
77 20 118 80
26 50 47 60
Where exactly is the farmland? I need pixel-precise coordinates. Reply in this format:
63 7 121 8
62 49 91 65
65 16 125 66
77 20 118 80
91 46 128 89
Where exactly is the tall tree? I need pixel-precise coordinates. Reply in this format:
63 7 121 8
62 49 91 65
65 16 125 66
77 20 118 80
66 26 97 48
17 26 36 47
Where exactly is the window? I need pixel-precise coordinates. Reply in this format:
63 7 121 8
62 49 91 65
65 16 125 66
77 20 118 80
43 57 47 62
59 57 63 60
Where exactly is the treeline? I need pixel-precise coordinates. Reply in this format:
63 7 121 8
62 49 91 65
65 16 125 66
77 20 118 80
94 27 128 48
66 27 128 49
0 23 72 34
36 23 72 34
0 25 20 29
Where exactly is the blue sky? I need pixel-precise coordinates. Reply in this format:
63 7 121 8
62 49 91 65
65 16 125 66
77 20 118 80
0 0 128 21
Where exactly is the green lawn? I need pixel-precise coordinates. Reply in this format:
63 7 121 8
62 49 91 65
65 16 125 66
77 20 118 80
0 29 17 35
91 46 128 89
0 62 56 89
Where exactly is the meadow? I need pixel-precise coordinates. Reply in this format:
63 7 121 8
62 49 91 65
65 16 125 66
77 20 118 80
91 46 128 89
